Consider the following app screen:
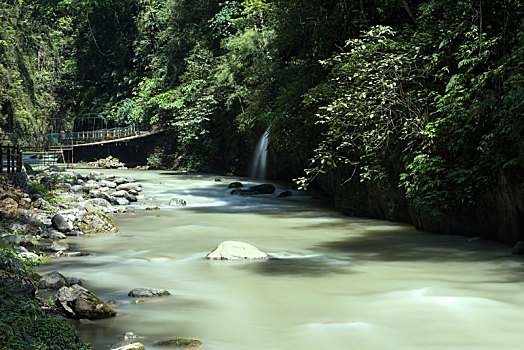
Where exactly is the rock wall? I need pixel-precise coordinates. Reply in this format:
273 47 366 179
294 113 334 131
317 166 524 245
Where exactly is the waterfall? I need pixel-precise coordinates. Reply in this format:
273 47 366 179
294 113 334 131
250 126 270 180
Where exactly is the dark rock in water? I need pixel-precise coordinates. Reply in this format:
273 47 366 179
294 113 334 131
68 277 83 286
230 189 259 196
56 284 117 319
156 339 202 347
228 182 243 189
39 271 68 290
51 214 72 233
128 288 171 297
249 184 276 194
169 198 187 207
214 177 223 182
277 191 292 198
512 241 524 255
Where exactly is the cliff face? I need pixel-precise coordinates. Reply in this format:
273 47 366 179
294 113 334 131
317 166 524 245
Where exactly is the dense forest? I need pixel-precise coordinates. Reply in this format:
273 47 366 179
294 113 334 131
1 0 523 241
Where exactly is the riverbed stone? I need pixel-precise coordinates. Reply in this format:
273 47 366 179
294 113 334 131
206 241 268 260
50 241 69 252
117 183 142 192
56 284 117 319
169 198 187 207
39 271 68 289
115 198 130 206
100 180 117 189
128 288 171 297
112 190 129 198
52 214 73 233
228 182 243 189
40 228 67 240
156 339 202 347
114 178 129 185
77 211 118 234
250 184 276 194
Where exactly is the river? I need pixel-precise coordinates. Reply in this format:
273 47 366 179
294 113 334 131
39 168 524 350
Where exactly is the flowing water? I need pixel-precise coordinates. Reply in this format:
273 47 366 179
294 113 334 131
40 169 524 350
250 127 270 180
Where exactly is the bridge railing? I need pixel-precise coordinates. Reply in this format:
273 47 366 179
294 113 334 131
0 145 23 173
0 124 150 149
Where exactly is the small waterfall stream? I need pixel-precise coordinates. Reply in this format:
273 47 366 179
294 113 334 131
250 126 270 180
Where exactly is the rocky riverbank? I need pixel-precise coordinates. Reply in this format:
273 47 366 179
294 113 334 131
0 166 145 349
0 166 206 349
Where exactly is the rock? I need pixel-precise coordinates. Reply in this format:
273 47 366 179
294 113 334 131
19 251 39 260
77 211 118 234
33 198 51 210
277 191 292 198
214 177 223 182
66 230 84 236
40 228 67 240
121 332 142 342
4 279 37 298
228 182 243 189
90 171 103 176
55 183 72 191
169 198 187 207
115 198 130 206
512 241 524 255
156 339 202 347
206 241 268 260
2 235 22 245
52 214 73 233
127 194 138 202
117 183 142 192
249 184 276 194
56 284 117 319
85 180 100 190
112 190 129 198
71 185 91 193
56 192 84 203
50 241 69 252
128 288 171 297
114 178 129 185
39 271 68 289
111 343 146 350
0 257 24 274
68 277 83 286
230 189 259 196
1 197 18 212
100 180 117 189
46 165 61 172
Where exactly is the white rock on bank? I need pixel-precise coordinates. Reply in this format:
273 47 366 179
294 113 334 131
206 241 268 260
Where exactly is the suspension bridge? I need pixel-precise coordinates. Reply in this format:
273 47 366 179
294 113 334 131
1 125 164 172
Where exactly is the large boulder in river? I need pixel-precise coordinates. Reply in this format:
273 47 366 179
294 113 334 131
51 214 73 233
249 184 276 194
169 198 187 207
206 241 268 260
77 211 118 234
39 271 68 290
56 284 117 319
128 288 171 297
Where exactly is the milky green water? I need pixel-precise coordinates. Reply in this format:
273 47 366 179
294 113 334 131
40 169 524 350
